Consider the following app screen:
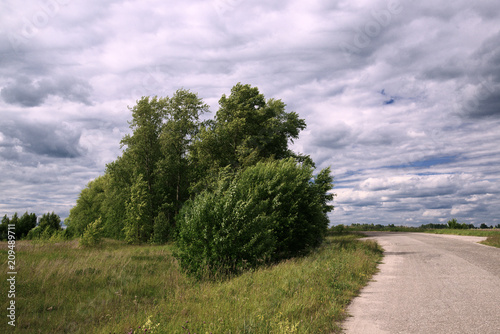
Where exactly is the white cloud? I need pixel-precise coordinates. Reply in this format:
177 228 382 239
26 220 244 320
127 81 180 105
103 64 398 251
0 0 499 225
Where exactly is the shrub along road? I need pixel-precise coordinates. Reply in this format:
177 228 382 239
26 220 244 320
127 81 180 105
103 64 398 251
343 232 500 334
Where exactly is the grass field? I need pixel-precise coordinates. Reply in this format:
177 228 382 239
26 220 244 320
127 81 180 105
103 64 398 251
0 235 382 333
424 229 500 248
481 234 500 248
424 229 500 236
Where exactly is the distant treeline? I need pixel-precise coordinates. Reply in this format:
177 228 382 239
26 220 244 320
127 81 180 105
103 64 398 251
0 212 71 241
330 219 500 234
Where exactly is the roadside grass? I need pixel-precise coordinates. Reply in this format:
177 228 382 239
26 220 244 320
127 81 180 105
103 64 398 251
0 234 382 334
481 234 500 248
424 229 500 248
424 229 500 237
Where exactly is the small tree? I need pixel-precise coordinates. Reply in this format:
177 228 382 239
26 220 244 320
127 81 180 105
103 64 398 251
67 175 108 237
24 212 63 240
447 218 459 229
39 212 62 232
18 212 37 238
80 218 103 248
26 226 42 240
124 174 150 243
150 211 172 244
0 215 10 240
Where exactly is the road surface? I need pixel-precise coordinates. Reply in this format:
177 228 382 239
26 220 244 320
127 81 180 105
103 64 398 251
343 232 500 334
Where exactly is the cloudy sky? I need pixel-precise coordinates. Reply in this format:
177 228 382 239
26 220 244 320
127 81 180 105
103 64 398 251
1 0 500 227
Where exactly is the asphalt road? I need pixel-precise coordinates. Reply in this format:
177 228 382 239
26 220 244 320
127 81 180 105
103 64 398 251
342 232 500 334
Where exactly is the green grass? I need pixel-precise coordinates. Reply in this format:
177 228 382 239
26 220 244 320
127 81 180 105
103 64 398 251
0 235 382 333
424 229 500 248
481 234 500 248
482 234 500 248
424 229 500 237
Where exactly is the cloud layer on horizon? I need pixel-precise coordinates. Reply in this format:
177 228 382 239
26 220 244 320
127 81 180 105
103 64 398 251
1 0 500 226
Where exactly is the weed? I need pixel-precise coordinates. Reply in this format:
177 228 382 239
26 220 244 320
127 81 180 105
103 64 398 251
481 234 500 248
0 234 381 333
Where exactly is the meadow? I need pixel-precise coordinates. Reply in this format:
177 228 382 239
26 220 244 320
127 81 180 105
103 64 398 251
424 229 500 248
0 234 382 333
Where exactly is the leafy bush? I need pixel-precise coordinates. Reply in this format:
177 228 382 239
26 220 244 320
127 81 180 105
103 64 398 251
79 218 103 248
26 226 42 240
175 158 334 278
447 218 474 229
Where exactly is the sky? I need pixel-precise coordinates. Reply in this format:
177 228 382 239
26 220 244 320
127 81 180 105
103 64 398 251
1 0 500 227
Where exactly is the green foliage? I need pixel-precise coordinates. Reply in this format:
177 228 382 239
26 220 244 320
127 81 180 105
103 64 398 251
48 229 68 243
25 226 42 240
176 158 335 278
190 83 308 192
0 212 69 241
447 218 458 228
124 174 151 244
0 215 8 240
447 218 473 229
79 217 103 248
68 84 325 253
420 223 448 229
155 89 209 227
39 212 62 231
175 173 275 278
71 89 208 243
102 154 133 239
24 212 63 241
67 175 109 236
346 224 427 232
0 214 30 240
18 212 37 238
120 96 165 230
150 211 172 244
330 224 346 235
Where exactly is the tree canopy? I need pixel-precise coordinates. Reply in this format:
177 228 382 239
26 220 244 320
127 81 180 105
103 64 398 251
66 83 335 272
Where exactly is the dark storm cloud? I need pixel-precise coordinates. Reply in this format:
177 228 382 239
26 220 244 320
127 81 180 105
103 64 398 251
1 76 93 107
0 118 84 159
466 92 500 118
456 31 500 118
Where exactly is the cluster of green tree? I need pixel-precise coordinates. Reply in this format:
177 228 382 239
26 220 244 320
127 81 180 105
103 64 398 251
445 218 474 230
26 212 70 240
66 89 211 242
0 212 68 241
1 212 37 240
66 83 335 276
419 223 448 229
444 219 499 229
479 223 500 229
